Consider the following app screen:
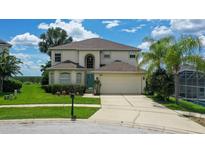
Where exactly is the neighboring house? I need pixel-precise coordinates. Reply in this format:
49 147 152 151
0 39 12 53
47 38 146 94
179 65 205 100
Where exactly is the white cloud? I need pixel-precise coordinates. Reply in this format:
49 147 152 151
10 52 49 75
170 19 205 34
12 46 27 51
151 26 173 39
38 23 49 29
10 33 40 46
38 19 99 41
199 35 205 47
11 53 31 60
122 28 137 33
102 20 120 29
122 24 145 33
137 41 152 51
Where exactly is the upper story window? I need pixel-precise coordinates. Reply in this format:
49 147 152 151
55 53 61 62
103 51 111 58
59 73 71 84
129 51 135 59
85 54 95 69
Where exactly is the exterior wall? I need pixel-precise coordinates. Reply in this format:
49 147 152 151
100 51 138 66
94 73 145 94
49 70 85 85
51 50 138 67
51 50 78 66
79 50 100 69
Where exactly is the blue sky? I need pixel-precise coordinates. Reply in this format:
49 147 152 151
0 19 205 76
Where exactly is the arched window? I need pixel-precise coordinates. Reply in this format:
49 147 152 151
59 73 71 84
85 54 94 69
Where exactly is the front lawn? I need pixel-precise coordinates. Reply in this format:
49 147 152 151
0 84 100 105
148 95 205 114
0 107 99 120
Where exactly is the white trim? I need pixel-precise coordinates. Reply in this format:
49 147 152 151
47 68 85 71
93 71 146 74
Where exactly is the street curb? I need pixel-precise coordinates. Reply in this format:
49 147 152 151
0 104 101 108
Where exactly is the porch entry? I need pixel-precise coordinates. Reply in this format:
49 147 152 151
86 73 94 88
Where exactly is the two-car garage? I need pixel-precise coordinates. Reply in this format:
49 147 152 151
94 73 145 94
93 61 146 94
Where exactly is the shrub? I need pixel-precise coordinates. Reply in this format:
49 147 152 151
144 74 154 95
145 68 174 100
42 84 86 95
3 79 23 92
41 71 49 85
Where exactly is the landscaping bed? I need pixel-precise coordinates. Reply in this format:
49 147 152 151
189 117 205 127
148 95 205 114
0 107 99 120
0 84 100 105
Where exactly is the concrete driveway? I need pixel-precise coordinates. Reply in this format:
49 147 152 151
89 95 205 133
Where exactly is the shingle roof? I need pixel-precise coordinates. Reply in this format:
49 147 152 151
50 38 140 51
0 39 12 47
47 60 85 70
94 60 146 73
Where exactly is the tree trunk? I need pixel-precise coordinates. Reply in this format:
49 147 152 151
174 73 179 104
0 77 3 92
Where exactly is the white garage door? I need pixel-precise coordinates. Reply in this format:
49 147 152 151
97 73 144 94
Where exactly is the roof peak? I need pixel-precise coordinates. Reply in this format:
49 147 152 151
0 39 12 47
50 37 140 51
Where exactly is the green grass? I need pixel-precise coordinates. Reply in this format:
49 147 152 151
0 84 100 105
0 107 99 120
148 95 205 114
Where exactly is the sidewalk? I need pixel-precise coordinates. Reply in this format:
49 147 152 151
0 104 101 108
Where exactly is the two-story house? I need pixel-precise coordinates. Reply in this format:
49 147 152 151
47 38 146 94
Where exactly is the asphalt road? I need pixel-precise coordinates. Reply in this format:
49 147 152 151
0 119 162 134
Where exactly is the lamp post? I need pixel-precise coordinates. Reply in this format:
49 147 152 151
70 87 76 120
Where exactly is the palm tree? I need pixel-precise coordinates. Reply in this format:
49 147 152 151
164 35 201 104
38 27 73 56
141 36 173 73
0 48 22 92
38 27 73 85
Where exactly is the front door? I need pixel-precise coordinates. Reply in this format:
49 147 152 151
86 73 94 88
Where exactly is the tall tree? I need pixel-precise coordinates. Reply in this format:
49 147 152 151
39 27 73 56
164 36 201 104
141 36 173 73
0 48 22 92
38 27 73 85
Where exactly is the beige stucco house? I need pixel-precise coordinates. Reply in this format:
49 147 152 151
47 38 146 94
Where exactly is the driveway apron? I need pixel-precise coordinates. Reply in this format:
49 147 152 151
89 95 205 133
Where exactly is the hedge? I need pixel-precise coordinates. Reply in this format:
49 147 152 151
42 84 86 95
3 79 23 92
14 76 42 83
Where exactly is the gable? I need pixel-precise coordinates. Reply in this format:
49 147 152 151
49 38 140 51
